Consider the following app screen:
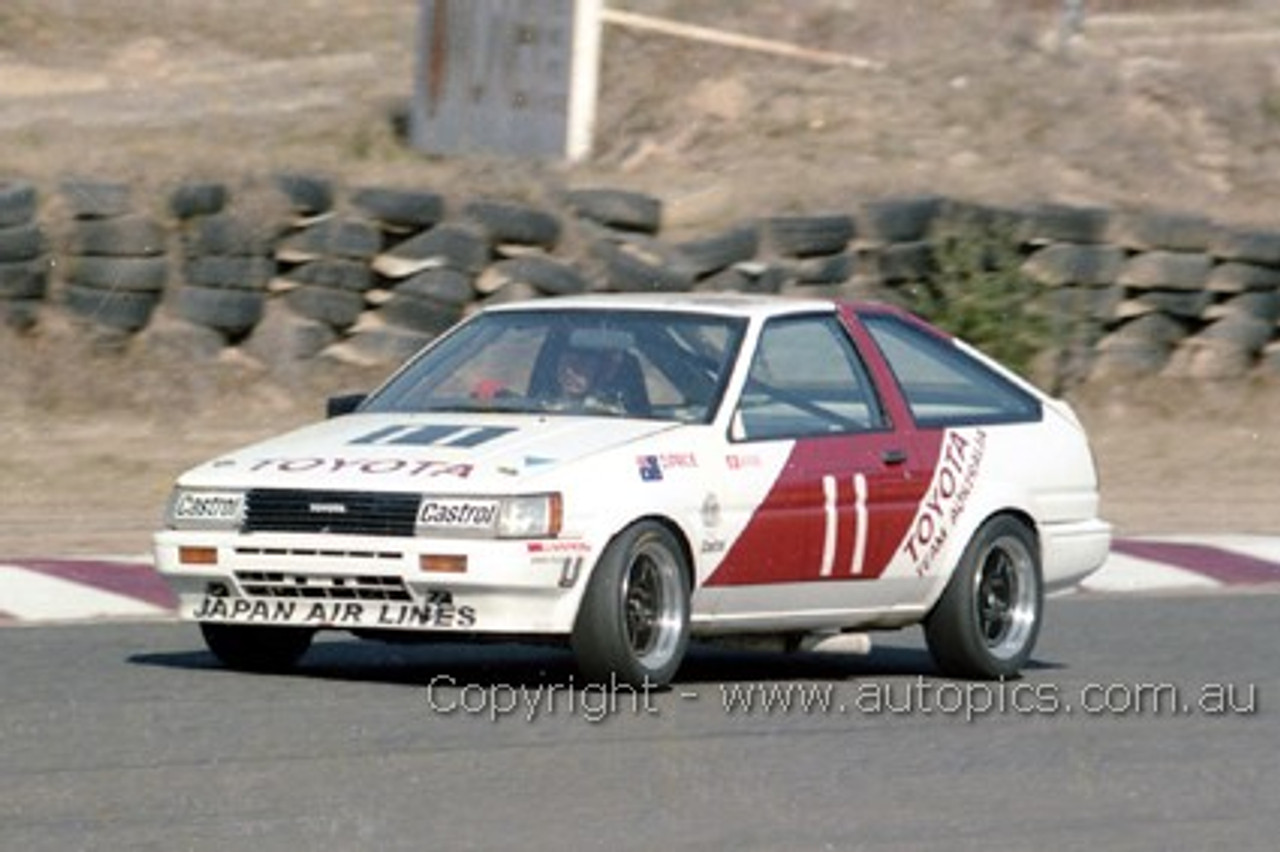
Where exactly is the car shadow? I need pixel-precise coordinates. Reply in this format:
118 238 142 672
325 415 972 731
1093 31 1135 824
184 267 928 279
129 632 1065 689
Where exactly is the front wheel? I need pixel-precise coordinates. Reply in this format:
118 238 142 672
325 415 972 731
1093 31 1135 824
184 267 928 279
924 516 1042 680
200 623 315 673
572 521 690 688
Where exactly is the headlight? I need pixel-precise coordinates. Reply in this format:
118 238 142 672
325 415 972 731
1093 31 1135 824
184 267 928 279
164 488 245 530
497 493 562 539
416 493 562 539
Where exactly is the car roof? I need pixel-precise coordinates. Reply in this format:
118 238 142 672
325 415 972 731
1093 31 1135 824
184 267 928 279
479 292 889 321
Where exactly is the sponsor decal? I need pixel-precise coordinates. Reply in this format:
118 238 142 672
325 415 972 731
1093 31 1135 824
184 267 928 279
725 453 762 470
701 538 727 555
527 541 591 554
637 455 663 482
351 424 517 449
902 429 987 577
637 452 698 482
418 498 499 529
172 491 243 524
192 595 477 629
247 457 474 478
701 493 722 528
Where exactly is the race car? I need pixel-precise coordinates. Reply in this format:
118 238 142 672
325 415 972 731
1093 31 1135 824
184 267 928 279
154 293 1110 686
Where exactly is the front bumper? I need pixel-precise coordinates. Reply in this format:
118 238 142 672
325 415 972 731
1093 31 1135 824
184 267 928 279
153 530 595 635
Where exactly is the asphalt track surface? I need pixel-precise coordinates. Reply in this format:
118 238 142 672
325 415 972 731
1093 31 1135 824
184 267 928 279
1 592 1277 852
1 543 1279 851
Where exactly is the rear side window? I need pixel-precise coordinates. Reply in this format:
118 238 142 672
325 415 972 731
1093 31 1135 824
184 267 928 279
861 314 1041 427
733 314 886 441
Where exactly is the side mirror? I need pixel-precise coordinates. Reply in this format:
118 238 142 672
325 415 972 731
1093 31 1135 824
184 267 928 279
326 393 367 418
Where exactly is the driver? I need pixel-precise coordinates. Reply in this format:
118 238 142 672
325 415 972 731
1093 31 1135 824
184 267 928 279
551 345 629 412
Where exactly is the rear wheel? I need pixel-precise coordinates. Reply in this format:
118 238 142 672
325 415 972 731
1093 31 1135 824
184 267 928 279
572 521 690 688
925 516 1042 680
200 623 314 673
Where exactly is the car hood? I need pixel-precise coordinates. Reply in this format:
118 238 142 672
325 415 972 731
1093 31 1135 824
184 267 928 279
178 412 684 492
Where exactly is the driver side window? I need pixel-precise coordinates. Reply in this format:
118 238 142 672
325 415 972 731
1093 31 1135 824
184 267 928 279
734 315 886 441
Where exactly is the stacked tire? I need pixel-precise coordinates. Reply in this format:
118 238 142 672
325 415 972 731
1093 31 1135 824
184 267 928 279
333 185 461 365
0 180 49 332
170 182 275 343
60 179 167 338
1020 203 1122 385
1167 225 1280 379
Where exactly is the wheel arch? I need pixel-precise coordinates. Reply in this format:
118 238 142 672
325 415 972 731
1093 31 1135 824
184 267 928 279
619 512 698 592
921 502 1042 615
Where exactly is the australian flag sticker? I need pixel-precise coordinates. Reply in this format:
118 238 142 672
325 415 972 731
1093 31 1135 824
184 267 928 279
637 455 664 482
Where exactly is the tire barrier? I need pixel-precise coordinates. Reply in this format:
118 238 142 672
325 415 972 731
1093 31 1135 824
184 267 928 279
59 179 167 337
0 180 49 332
3 172 1280 384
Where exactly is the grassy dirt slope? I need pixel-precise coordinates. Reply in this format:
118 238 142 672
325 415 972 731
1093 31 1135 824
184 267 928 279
1 0 1279 555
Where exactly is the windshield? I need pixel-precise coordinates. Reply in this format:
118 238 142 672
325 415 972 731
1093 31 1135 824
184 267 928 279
363 308 747 423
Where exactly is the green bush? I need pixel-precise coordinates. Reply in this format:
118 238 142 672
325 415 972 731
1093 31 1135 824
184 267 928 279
909 215 1047 378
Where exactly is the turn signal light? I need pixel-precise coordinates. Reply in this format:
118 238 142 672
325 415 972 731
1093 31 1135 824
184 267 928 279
420 554 468 574
178 546 219 566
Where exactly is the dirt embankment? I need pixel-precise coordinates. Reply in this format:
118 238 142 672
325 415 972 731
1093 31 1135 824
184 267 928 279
1 0 1279 555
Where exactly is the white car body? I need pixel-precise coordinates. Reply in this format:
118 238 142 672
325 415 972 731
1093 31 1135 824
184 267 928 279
155 294 1110 683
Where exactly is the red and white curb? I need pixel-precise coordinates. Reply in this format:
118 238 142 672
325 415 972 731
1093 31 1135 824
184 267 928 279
1080 535 1280 594
1 537 1278 625
0 556 175 625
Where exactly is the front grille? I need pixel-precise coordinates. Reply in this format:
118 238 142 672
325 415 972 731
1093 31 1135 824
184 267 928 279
234 571 413 601
243 489 420 537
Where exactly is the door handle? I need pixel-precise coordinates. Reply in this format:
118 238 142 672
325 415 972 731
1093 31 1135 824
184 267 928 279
881 448 908 466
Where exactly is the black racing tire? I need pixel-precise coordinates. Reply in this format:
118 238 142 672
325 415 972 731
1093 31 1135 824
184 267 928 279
572 521 690 688
173 285 265 337
380 291 464 334
0 259 49 300
68 215 166 257
1022 243 1126 288
199 623 314 673
340 324 435 365
282 258 374 293
858 196 943 245
462 199 562 249
761 213 855 258
1018 203 1111 245
183 256 275 291
1117 251 1213 291
277 217 383 263
877 241 936 283
350 186 445 230
63 283 160 331
925 515 1043 680
783 251 857 285
1111 211 1215 252
567 188 662 234
273 172 334 217
1212 228 1280 266
0 223 46 262
168 182 228 220
0 180 38 227
375 223 491 277
60 179 132 219
184 214 279 257
396 267 475 306
67 256 169 293
597 236 697 293
676 225 760 277
481 255 589 297
283 285 366 330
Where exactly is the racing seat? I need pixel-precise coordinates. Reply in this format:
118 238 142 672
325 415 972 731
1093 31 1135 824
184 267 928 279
608 351 651 417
